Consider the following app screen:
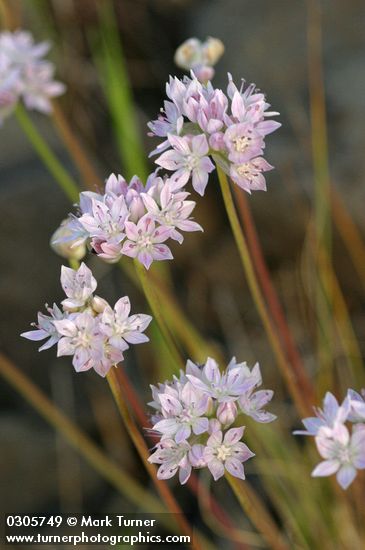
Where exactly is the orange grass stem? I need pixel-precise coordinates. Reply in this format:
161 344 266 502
232 186 315 404
217 166 310 417
226 474 289 550
115 367 246 550
106 367 202 550
51 102 103 191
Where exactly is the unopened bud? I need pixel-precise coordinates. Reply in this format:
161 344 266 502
217 401 237 426
91 295 109 314
50 219 86 260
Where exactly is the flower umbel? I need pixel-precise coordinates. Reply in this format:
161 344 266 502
0 30 64 124
147 357 275 484
21 263 152 377
59 172 202 269
149 71 280 195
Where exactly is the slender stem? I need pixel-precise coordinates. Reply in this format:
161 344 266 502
134 260 184 371
106 367 204 550
331 188 365 292
216 166 310 417
232 186 316 405
15 104 80 203
226 474 289 550
307 0 333 384
51 101 103 191
0 353 166 515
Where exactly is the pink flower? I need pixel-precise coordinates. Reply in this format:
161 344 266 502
152 382 210 443
21 264 152 377
148 439 192 484
313 424 365 489
54 311 102 372
121 215 173 269
100 296 152 351
60 263 97 310
21 303 64 351
230 157 273 193
203 428 255 481
142 181 203 243
155 134 214 196
149 72 280 195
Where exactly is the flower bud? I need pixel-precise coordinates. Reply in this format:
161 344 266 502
50 219 86 260
202 37 224 67
174 38 202 71
91 295 109 314
217 401 237 426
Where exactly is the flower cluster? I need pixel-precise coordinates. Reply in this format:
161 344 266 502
21 263 152 377
147 357 276 484
174 37 224 83
0 30 64 124
294 390 365 489
59 172 202 269
148 72 280 195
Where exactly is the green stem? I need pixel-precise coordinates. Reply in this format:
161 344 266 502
15 104 80 203
134 260 184 371
216 165 309 417
226 474 289 550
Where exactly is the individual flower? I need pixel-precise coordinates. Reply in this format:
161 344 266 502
293 391 350 437
21 264 152 377
142 181 203 243
148 439 193 484
121 215 173 270
60 262 97 310
155 134 215 196
294 389 365 490
347 389 365 423
150 72 280 196
186 357 257 403
0 30 64 121
53 311 102 372
312 423 365 490
100 296 152 350
147 356 274 484
20 303 64 351
203 428 255 481
152 382 210 443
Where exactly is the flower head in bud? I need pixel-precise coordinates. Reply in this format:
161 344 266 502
174 37 224 83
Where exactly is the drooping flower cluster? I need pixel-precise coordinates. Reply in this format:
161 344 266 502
21 263 152 377
0 30 65 124
147 357 276 484
58 172 202 269
294 390 365 489
174 37 225 83
148 72 280 195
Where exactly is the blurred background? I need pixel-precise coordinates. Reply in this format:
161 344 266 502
1 0 365 547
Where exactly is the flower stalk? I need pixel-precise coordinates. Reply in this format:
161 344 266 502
106 367 204 550
15 104 79 202
226 474 289 550
216 165 310 417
